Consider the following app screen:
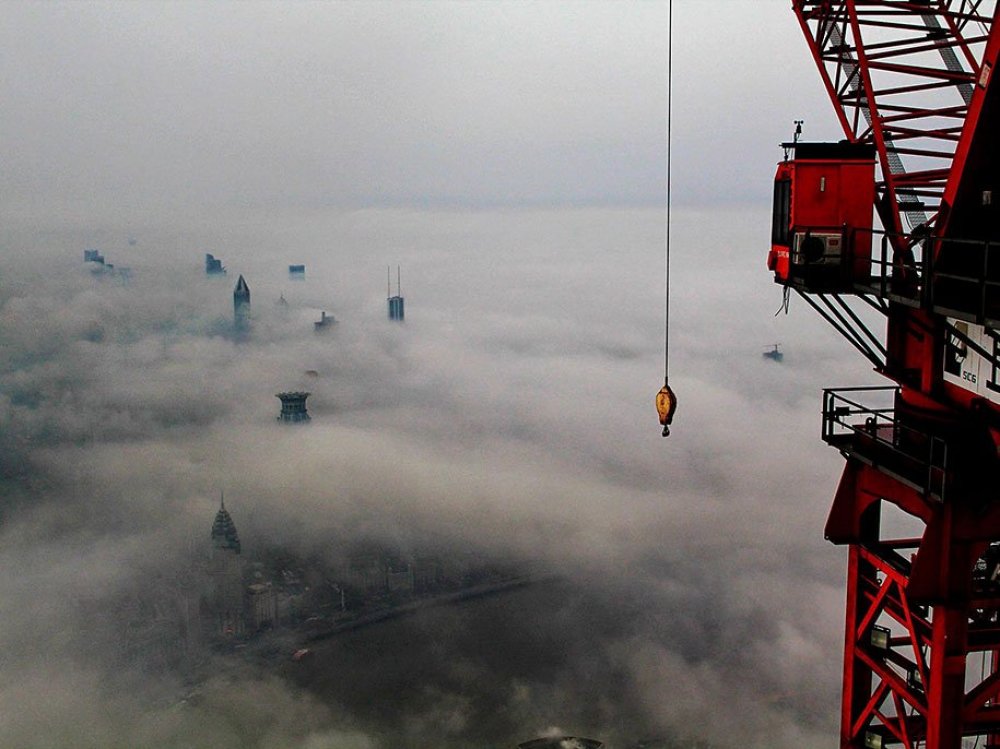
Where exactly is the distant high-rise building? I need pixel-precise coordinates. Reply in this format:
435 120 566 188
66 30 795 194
314 310 335 331
211 494 241 555
234 275 250 332
387 265 405 321
84 249 105 264
247 583 277 631
288 264 305 279
205 253 226 275
208 493 244 637
276 392 311 423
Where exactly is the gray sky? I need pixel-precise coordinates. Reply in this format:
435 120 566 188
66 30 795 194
2 0 839 219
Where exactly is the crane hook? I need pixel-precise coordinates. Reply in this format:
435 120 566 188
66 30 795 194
656 381 677 437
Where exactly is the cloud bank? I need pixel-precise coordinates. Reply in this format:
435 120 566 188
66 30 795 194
0 205 884 747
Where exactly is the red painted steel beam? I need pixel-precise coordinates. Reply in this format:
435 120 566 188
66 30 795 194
779 4 999 747
793 0 991 234
936 12 1000 243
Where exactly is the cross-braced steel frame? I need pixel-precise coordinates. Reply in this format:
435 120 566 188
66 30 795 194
794 0 994 235
825 450 1000 748
786 2 1000 747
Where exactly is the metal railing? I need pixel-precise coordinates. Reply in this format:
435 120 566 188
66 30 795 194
862 228 925 308
790 224 1000 326
821 387 949 502
927 235 1000 327
866 229 1000 325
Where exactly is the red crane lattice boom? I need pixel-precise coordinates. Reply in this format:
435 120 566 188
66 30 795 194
795 1 992 235
769 2 1000 747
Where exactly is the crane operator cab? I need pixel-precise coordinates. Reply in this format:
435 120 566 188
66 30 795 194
768 141 877 292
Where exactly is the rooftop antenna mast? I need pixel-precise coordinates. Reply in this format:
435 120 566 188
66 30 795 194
387 265 405 321
655 0 677 437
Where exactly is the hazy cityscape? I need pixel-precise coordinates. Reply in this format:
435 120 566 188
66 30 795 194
1 2 880 748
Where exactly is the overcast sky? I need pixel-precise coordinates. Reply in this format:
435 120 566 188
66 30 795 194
1 0 841 220
0 3 877 748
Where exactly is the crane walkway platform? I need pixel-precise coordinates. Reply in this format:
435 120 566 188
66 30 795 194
821 387 949 502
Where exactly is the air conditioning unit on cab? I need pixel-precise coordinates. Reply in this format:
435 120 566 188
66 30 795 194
792 231 844 268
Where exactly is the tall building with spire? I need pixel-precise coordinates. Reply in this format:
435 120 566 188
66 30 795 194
207 493 244 637
387 265 404 321
211 493 241 555
233 275 250 332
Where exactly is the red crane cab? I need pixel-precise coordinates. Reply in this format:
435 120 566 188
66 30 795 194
768 141 877 291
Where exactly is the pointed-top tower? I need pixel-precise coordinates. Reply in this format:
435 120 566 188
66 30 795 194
234 275 250 332
207 492 244 637
211 491 241 554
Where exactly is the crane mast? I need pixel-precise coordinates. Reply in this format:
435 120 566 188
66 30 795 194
770 2 1000 747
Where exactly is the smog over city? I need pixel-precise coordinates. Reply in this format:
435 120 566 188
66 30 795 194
1 3 885 748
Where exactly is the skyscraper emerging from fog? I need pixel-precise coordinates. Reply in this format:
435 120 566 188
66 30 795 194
234 275 250 332
387 265 404 321
205 253 226 275
208 493 244 636
211 494 241 555
276 392 311 423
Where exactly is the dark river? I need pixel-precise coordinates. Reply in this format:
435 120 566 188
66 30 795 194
283 576 654 748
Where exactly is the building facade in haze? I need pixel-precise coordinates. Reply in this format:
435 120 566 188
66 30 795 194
206 253 226 275
207 494 244 637
387 265 404 321
276 392 311 423
234 275 250 332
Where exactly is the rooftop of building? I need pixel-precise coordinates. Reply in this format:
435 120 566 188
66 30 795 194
211 494 241 554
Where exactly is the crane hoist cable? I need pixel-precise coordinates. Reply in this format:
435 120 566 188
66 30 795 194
656 0 677 437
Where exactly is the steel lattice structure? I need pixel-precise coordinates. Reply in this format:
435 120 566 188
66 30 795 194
769 2 1000 747
795 0 994 235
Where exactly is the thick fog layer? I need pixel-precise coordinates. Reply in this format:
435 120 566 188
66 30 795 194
0 206 883 747
1 1 883 747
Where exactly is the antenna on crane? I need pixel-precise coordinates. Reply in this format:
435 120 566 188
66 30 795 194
656 0 678 438
783 120 804 161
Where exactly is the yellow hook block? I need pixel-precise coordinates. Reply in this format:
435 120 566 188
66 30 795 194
656 383 677 437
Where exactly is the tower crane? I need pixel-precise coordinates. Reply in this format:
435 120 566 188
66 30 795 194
770 2 1000 747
